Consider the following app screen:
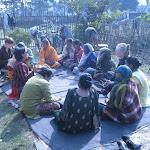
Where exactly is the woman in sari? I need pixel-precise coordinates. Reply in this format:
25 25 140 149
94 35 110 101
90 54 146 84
73 43 97 74
100 65 142 124
84 47 116 94
126 57 149 107
58 38 75 67
54 73 100 133
68 39 84 70
38 39 61 68
85 47 115 78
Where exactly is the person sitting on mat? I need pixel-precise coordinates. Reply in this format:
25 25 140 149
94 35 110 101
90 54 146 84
20 67 60 119
18 42 36 65
0 36 14 75
84 47 116 94
126 57 149 107
99 65 142 124
58 38 75 67
38 39 61 68
9 47 35 100
68 39 84 70
54 73 100 133
85 47 116 78
99 44 129 95
116 43 130 68
8 42 36 81
73 43 97 75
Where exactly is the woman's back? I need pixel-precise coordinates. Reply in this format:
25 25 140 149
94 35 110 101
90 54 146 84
58 88 100 133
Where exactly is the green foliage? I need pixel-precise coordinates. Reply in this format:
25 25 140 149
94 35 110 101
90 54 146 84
111 0 139 11
27 0 51 13
7 27 32 46
65 0 123 43
139 13 150 24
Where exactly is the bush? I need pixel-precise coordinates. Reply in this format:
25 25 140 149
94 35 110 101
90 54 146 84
7 27 32 46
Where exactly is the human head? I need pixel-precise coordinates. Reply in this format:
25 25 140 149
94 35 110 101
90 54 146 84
83 43 94 55
126 57 142 71
5 36 15 49
99 47 111 60
115 65 132 83
42 39 49 50
116 43 130 59
66 38 73 47
78 73 92 89
17 42 26 48
38 67 53 81
73 39 82 49
14 47 28 61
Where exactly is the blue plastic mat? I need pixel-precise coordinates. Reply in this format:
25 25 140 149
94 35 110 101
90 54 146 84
26 108 150 150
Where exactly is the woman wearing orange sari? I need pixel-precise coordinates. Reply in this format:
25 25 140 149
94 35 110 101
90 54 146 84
38 39 61 68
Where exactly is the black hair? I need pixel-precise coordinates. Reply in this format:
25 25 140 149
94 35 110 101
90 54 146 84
73 39 82 46
67 38 73 43
38 67 53 78
13 47 25 60
126 57 142 70
42 39 48 45
79 73 92 89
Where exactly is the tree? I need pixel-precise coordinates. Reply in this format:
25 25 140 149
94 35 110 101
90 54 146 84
26 0 51 15
111 0 139 11
1 0 22 12
64 0 123 42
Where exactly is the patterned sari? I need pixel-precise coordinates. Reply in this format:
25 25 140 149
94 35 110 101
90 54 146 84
38 41 60 68
103 65 142 124
96 48 116 73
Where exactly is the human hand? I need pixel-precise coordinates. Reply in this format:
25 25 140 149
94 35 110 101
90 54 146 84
58 97 62 101
79 67 85 72
104 80 111 86
49 61 55 66
28 56 33 59
30 63 36 72
93 73 103 79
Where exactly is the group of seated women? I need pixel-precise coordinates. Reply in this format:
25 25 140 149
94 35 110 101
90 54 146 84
0 35 149 134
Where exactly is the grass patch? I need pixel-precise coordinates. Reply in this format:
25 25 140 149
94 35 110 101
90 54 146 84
0 94 36 150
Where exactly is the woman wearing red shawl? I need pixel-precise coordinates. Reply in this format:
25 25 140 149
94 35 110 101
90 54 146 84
68 39 83 70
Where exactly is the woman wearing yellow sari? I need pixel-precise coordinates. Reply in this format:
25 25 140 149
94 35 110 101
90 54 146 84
38 39 61 68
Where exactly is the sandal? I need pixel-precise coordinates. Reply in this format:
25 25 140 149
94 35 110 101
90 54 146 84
117 140 129 150
122 135 141 150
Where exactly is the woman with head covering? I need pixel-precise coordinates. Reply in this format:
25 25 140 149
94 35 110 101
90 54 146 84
100 65 142 124
73 43 97 74
18 42 36 65
126 57 149 107
85 47 116 78
54 73 100 133
38 39 61 68
94 47 116 78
